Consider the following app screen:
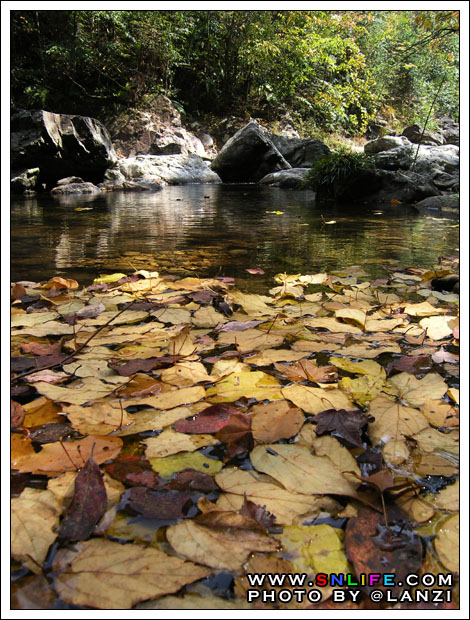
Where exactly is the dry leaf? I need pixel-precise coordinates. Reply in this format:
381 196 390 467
11 488 61 573
53 538 211 609
143 428 218 458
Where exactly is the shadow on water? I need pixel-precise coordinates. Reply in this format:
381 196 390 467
11 184 459 291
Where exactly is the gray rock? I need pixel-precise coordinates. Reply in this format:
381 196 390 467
437 116 459 146
268 134 330 168
402 123 444 146
11 109 117 186
258 168 310 189
10 167 40 194
106 95 208 159
56 176 85 186
101 154 221 190
51 181 101 195
414 194 459 215
364 135 411 154
211 122 291 182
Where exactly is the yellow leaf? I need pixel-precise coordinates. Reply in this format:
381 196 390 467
282 383 356 415
206 369 282 403
149 451 223 477
93 273 127 284
335 308 366 329
12 489 61 573
166 519 278 571
215 468 337 525
388 372 447 407
434 515 459 573
367 396 428 446
53 538 211 609
330 357 385 378
144 428 218 458
250 444 359 497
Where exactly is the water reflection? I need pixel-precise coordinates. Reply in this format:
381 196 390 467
11 185 459 290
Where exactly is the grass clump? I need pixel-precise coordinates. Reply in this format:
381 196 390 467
303 147 376 199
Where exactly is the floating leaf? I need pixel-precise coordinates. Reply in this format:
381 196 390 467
58 455 108 541
282 383 355 415
144 428 218 458
281 524 350 575
166 518 278 571
149 451 223 477
11 489 61 573
215 468 336 525
53 538 211 609
206 369 283 403
217 328 284 353
312 409 369 447
120 487 193 520
434 514 459 573
61 401 134 435
419 315 457 340
251 400 304 443
387 372 447 407
250 444 359 497
368 396 428 447
13 435 122 475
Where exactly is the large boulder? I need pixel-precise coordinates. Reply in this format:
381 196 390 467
258 168 310 189
268 134 330 168
106 95 208 159
401 123 444 146
101 154 221 190
437 116 459 146
10 167 40 195
414 194 459 217
364 135 411 154
50 177 102 196
210 122 291 182
11 109 117 187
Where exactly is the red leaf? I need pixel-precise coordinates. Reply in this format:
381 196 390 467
246 268 265 275
58 455 108 541
20 342 62 356
104 456 159 489
174 404 240 434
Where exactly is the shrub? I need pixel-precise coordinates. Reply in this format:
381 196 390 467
303 147 376 199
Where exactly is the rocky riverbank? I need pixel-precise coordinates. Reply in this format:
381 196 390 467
10 95 459 214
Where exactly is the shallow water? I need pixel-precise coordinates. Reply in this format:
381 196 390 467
11 184 459 291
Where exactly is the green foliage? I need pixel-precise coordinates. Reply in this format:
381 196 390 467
303 147 375 197
10 10 459 130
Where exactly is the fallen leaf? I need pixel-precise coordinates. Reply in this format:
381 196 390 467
144 428 218 458
160 361 212 386
58 455 108 541
246 349 309 365
120 487 193 520
387 372 448 407
53 538 211 609
250 444 359 497
432 347 459 364
165 470 218 493
434 514 459 573
33 377 120 405
61 401 134 435
312 409 369 448
419 315 457 340
345 505 422 597
206 369 283 403
246 268 265 275
251 400 304 443
149 451 223 477
432 481 459 511
104 456 159 489
215 468 336 525
339 375 386 407
123 385 206 410
412 428 459 455
166 519 278 571
274 359 338 385
173 404 239 433
11 400 25 428
330 357 385 378
11 488 61 573
282 383 356 415
281 524 350 576
368 397 428 447
12 435 122 475
217 328 284 353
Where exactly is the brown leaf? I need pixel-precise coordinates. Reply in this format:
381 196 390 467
345 504 422 597
58 454 108 541
109 357 174 376
11 400 26 429
20 341 62 356
165 470 218 493
239 497 277 530
104 456 160 488
312 409 369 447
216 412 253 457
12 435 122 475
251 400 304 443
120 487 193 520
274 359 338 384
29 423 74 444
174 404 239 434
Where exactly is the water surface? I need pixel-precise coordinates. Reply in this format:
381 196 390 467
11 184 459 291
